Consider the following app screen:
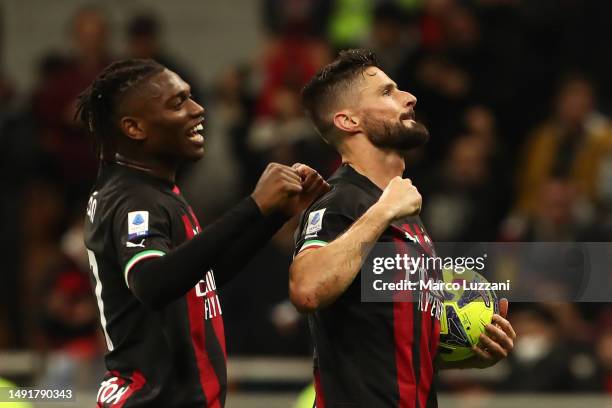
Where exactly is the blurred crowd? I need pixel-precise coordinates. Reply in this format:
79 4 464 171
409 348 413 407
1 0 612 395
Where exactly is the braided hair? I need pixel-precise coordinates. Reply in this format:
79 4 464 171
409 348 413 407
75 58 165 157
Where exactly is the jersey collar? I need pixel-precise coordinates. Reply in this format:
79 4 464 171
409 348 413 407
330 163 383 197
102 160 176 192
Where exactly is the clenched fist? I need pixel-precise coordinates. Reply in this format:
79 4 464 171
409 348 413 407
376 176 422 220
281 163 330 217
251 163 302 215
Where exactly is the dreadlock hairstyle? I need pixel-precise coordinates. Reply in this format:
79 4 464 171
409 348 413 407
75 58 165 158
301 49 379 144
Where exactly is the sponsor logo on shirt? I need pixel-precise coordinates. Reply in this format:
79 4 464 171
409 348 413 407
97 376 130 405
305 208 326 236
127 211 149 240
126 239 146 248
195 270 222 320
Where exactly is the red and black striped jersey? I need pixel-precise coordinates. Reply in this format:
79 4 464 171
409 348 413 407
294 164 443 408
84 161 226 407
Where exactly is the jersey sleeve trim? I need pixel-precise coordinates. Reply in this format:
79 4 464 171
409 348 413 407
298 239 329 253
124 250 166 287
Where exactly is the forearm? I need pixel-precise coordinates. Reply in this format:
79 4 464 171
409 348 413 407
129 197 263 309
290 204 393 311
212 211 289 286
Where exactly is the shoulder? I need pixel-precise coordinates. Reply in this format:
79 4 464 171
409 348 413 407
306 181 368 218
96 179 174 223
294 181 369 243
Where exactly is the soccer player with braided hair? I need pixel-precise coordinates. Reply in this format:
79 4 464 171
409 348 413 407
79 59 329 407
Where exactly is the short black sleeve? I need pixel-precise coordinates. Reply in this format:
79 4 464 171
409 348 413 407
112 190 173 287
294 187 356 256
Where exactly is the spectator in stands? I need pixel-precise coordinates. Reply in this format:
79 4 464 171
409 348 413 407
249 83 336 176
0 4 23 348
595 309 612 393
254 34 330 118
35 214 103 390
365 2 417 85
515 75 612 217
419 106 510 241
31 6 114 205
125 13 203 102
502 178 609 242
262 0 332 39
504 306 600 392
420 134 498 241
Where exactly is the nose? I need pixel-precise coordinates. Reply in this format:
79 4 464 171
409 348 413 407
404 91 417 108
189 98 205 117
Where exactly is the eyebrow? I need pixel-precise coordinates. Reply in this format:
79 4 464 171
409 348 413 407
168 86 192 104
380 82 398 92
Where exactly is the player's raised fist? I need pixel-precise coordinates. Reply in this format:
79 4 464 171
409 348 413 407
281 163 330 216
377 176 422 220
251 163 303 215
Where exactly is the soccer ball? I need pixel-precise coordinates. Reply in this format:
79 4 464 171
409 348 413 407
438 268 499 362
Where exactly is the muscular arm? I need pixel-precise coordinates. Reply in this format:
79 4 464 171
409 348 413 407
289 176 422 312
289 203 393 312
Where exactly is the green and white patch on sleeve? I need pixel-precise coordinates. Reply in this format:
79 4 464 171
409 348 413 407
124 249 166 287
299 239 329 253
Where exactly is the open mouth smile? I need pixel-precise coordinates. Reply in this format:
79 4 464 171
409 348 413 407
187 122 205 145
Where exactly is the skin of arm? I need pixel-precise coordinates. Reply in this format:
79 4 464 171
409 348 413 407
289 176 421 313
289 203 394 312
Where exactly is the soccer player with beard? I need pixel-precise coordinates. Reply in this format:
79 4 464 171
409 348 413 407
290 50 516 407
77 59 328 407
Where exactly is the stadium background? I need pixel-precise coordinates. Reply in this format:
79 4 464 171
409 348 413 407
1 0 612 406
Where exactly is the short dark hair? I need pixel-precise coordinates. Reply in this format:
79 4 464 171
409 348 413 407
301 49 379 142
75 58 165 156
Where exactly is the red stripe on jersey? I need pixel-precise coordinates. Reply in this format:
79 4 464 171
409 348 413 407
392 237 417 408
188 206 201 229
172 185 181 195
314 368 326 408
182 215 223 408
393 301 417 407
115 370 146 408
417 307 434 407
186 208 226 357
186 286 222 407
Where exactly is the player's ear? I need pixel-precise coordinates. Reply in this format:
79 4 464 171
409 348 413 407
333 110 361 133
119 116 146 141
